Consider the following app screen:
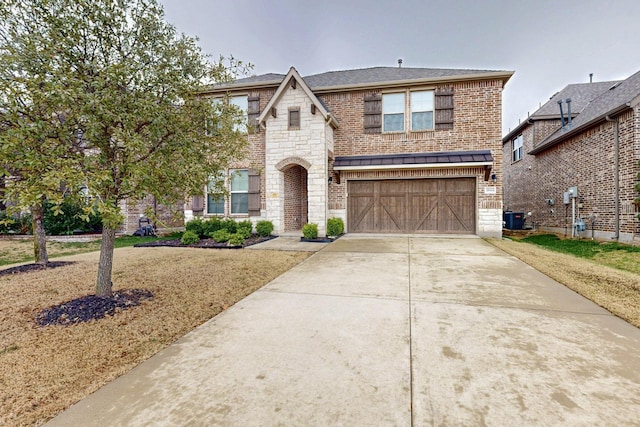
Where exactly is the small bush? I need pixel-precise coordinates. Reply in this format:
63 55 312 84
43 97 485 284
201 217 223 236
256 220 274 237
302 223 318 239
237 220 253 235
327 217 344 237
237 227 252 239
0 212 32 234
210 229 231 243
43 199 102 235
221 218 237 233
228 233 246 246
185 218 204 238
180 230 200 245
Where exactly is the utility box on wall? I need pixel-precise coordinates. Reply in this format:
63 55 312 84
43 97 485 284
503 212 524 230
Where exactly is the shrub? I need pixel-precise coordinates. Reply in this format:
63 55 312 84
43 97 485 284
221 218 237 233
256 220 274 237
302 223 318 239
185 218 204 238
43 199 102 235
228 233 246 247
327 217 344 237
180 230 200 245
237 220 253 235
210 229 231 243
0 212 32 234
237 227 252 239
201 217 223 236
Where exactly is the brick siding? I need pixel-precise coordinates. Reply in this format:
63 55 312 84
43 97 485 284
198 76 506 237
503 107 640 242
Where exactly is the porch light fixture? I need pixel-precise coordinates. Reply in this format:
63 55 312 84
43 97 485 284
491 173 497 184
328 176 333 183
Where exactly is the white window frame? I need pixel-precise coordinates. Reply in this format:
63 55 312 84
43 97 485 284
383 90 435 133
207 95 248 135
206 173 225 215
382 92 405 132
410 90 435 131
230 169 249 215
230 95 248 133
512 134 523 162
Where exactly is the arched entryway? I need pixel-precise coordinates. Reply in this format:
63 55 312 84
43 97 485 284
282 164 308 232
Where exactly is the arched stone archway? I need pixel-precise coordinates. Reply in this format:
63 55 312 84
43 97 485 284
282 164 308 231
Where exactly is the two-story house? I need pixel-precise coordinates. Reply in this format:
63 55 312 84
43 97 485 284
503 70 640 243
188 65 513 238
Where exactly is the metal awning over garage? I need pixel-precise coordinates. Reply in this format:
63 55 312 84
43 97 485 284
333 150 493 171
334 150 493 234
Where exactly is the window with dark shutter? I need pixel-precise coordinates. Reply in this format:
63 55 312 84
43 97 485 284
247 95 260 131
363 94 382 134
191 196 204 213
248 169 261 216
288 107 300 129
434 87 454 130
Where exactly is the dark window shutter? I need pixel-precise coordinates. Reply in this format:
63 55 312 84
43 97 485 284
248 95 260 131
434 87 454 130
248 169 261 216
191 196 204 212
363 94 382 134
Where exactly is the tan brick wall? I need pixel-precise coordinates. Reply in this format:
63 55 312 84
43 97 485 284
323 80 505 236
503 108 640 241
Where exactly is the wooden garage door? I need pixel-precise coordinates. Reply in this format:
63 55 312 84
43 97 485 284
348 178 475 234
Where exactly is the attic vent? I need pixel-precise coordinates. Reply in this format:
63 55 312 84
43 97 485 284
609 82 622 90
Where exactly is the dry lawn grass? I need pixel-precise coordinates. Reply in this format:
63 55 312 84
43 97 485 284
0 246 310 426
488 238 640 328
0 239 100 266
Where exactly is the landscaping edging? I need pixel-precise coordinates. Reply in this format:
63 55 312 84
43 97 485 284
134 235 276 249
300 233 344 243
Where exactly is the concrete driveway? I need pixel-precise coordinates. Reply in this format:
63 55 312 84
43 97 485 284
47 235 640 426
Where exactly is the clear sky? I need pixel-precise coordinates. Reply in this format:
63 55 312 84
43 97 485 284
159 0 640 136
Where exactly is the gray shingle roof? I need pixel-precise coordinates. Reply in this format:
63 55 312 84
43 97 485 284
334 150 493 169
531 70 640 153
231 73 285 85
302 67 509 89
225 66 511 91
533 80 620 117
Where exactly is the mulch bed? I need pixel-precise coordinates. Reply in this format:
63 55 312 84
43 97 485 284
0 261 76 276
36 289 154 326
134 234 276 249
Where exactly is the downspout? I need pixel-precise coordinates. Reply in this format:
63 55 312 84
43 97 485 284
605 115 620 240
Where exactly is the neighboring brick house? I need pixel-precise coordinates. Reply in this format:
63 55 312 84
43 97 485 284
503 70 640 243
118 196 183 234
188 65 513 237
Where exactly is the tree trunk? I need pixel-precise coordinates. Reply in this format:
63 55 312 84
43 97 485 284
96 225 117 297
32 203 48 265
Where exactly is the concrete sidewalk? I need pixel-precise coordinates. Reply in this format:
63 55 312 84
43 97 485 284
47 236 640 426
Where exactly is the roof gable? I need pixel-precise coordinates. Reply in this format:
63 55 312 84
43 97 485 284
257 67 338 129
